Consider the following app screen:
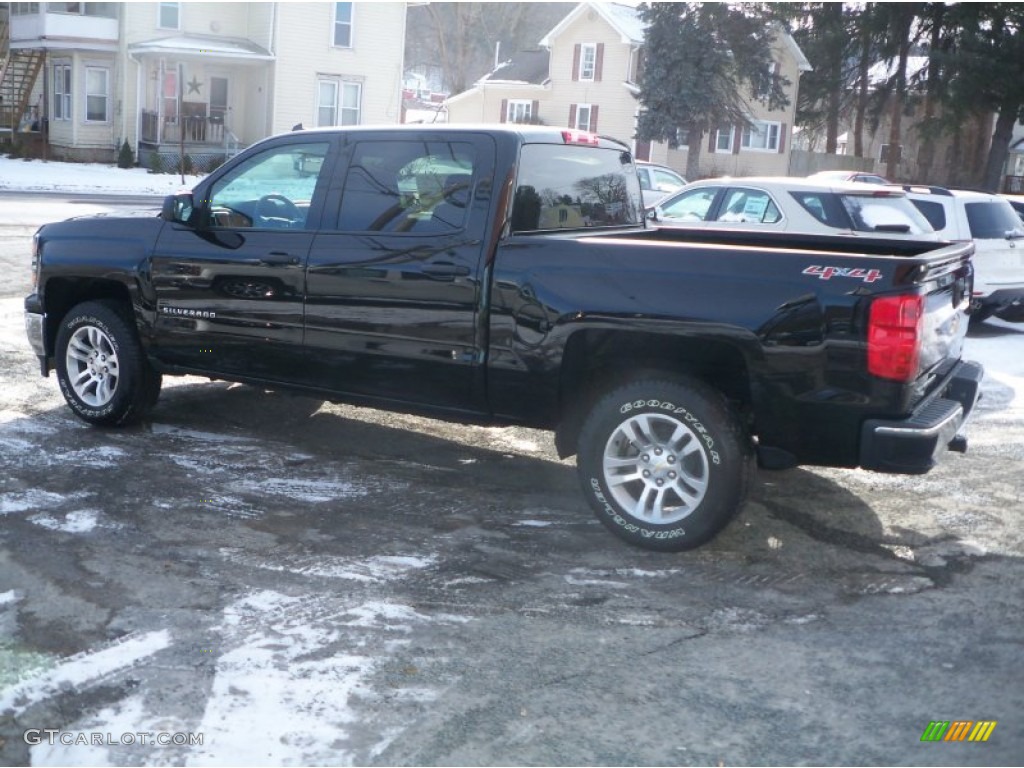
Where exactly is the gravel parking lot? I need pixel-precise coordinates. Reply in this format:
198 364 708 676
1 192 1022 766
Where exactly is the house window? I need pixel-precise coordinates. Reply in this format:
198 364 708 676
317 79 361 126
741 120 781 152
715 126 734 153
11 3 40 13
53 63 72 121
577 103 593 132
158 1 179 29
50 2 117 15
333 2 353 48
340 82 361 125
85 67 109 122
579 43 597 81
507 100 533 124
316 80 338 127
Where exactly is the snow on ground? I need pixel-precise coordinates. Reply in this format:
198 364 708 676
0 155 203 196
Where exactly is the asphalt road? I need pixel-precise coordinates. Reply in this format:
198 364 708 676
0 195 1021 765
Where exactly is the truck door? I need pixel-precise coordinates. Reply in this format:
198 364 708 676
304 132 495 410
151 138 332 380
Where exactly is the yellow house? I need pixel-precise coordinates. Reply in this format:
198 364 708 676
445 2 810 180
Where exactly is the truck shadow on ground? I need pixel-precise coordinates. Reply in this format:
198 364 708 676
126 379 980 582
967 318 1024 338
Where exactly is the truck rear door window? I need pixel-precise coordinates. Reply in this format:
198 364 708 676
512 143 642 232
337 140 477 233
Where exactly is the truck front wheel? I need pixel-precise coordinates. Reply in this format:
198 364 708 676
55 300 156 426
577 377 752 552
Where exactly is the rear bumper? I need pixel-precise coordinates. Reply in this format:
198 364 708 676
859 360 984 474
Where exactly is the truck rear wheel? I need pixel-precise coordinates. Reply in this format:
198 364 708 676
577 376 752 552
55 300 156 426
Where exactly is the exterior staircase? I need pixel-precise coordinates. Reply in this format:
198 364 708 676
0 16 44 135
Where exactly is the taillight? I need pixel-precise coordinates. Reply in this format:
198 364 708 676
868 294 923 382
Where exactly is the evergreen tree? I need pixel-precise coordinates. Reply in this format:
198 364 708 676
943 3 1024 191
117 139 135 169
786 2 856 153
635 2 789 180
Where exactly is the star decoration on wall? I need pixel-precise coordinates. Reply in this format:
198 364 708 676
187 76 202 95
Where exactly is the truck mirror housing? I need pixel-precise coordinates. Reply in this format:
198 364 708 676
161 193 194 224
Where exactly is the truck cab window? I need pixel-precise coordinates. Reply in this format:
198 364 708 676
512 144 642 232
336 141 477 233
206 142 329 229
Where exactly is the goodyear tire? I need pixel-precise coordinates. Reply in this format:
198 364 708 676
55 300 156 426
577 376 752 552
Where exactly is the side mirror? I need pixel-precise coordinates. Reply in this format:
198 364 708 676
161 193 194 224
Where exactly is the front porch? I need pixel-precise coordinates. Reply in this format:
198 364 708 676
128 34 274 173
139 110 241 173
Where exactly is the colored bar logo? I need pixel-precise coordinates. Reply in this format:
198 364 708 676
921 721 997 742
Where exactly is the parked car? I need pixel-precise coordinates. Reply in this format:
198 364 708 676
897 185 1024 322
636 161 687 208
651 176 936 238
808 170 892 185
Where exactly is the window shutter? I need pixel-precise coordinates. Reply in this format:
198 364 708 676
572 44 581 81
590 105 599 133
595 43 605 82
708 130 716 152
532 100 539 123
778 122 787 154
500 99 508 124
733 125 742 154
569 103 577 128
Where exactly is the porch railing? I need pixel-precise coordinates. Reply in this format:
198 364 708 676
140 110 225 145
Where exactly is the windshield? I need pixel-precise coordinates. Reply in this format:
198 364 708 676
512 143 643 232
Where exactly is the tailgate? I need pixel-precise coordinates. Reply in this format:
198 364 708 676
915 243 973 377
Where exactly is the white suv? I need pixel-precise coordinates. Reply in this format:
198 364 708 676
900 186 1024 323
636 162 687 208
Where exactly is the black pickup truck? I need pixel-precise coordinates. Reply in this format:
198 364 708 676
24 126 983 551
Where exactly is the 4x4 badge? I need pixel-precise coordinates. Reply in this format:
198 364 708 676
803 265 884 283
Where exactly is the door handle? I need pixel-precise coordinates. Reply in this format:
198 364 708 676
423 262 470 278
260 252 300 265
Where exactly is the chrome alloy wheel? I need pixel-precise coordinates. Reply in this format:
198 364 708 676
65 325 120 407
602 412 709 524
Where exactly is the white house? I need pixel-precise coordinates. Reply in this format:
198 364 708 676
2 1 406 166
